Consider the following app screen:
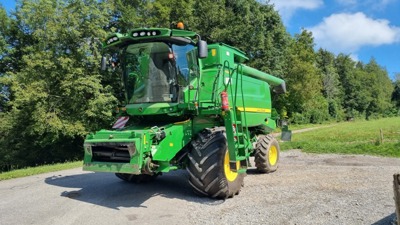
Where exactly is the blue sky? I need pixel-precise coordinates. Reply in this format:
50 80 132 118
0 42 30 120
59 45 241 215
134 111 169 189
268 0 400 80
1 0 399 80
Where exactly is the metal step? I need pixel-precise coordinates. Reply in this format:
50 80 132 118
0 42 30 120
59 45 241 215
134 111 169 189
236 144 246 149
236 132 244 137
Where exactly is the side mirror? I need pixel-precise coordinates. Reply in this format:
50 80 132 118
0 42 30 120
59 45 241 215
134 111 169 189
101 56 107 71
198 40 208 59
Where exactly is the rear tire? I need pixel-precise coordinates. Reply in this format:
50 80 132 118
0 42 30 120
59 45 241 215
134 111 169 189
115 173 157 183
187 129 245 199
254 134 280 173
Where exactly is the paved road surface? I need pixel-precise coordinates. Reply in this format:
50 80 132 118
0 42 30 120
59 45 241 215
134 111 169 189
1 150 399 225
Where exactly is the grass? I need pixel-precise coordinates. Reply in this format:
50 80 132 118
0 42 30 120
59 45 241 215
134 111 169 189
0 161 82 181
280 117 400 157
285 122 332 131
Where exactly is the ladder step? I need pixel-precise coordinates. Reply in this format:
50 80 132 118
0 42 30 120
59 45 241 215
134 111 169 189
237 156 247 161
237 168 247 174
229 160 247 172
231 156 246 162
236 132 244 137
237 144 246 149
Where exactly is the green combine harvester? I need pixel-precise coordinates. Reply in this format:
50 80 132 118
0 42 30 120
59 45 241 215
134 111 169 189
83 24 287 199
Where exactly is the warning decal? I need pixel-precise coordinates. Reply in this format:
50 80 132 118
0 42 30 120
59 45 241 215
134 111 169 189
112 116 129 129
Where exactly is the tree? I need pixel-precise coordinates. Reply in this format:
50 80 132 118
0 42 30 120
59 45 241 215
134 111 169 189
0 0 117 171
283 30 328 123
393 74 400 110
333 55 394 119
0 6 8 71
193 0 289 75
110 0 151 32
335 54 359 119
192 0 227 42
316 49 343 120
0 6 9 112
150 0 195 28
363 58 394 118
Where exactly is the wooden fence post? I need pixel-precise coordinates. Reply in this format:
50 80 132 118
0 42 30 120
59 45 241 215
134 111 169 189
394 173 400 225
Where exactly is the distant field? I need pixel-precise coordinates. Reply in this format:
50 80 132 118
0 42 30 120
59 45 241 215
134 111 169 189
280 117 400 157
0 161 82 181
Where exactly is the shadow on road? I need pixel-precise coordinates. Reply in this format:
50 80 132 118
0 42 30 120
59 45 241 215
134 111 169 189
371 213 397 225
45 170 223 209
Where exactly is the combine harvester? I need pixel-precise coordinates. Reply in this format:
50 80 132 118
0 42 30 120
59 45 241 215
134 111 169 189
83 23 287 199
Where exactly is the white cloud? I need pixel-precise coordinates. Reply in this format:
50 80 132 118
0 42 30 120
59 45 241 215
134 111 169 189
308 12 400 54
267 0 323 23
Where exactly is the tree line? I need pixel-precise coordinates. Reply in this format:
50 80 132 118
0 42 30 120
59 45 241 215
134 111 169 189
0 0 399 171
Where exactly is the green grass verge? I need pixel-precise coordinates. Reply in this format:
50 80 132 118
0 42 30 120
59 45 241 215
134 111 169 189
280 117 400 157
0 161 82 181
286 122 333 131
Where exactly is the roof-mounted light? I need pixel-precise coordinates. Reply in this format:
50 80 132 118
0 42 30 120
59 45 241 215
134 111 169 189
106 36 119 45
131 30 161 38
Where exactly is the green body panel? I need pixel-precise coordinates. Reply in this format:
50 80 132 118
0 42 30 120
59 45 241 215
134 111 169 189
83 128 149 174
125 103 180 115
83 119 192 174
83 161 141 174
151 120 192 162
83 27 286 175
198 43 278 129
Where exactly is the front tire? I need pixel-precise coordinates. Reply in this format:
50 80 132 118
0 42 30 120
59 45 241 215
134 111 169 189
187 129 245 199
254 134 280 173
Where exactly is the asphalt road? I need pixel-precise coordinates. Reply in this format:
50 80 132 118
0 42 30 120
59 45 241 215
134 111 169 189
1 150 399 225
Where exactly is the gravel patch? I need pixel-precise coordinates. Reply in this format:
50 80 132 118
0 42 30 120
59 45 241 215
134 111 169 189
186 150 400 225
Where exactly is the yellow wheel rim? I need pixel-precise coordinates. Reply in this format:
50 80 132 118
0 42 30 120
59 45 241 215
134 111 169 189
269 145 278 166
224 151 239 182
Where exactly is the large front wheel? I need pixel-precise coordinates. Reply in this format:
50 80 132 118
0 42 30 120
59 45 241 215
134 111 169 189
187 129 245 199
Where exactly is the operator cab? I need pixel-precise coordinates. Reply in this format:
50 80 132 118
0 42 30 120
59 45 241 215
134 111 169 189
122 42 196 104
100 26 207 118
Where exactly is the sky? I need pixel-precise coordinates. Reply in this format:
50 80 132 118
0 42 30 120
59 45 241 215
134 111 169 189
1 0 399 80
267 0 400 80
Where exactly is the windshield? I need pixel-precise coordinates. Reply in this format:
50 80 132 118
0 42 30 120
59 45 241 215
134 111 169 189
121 42 195 103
